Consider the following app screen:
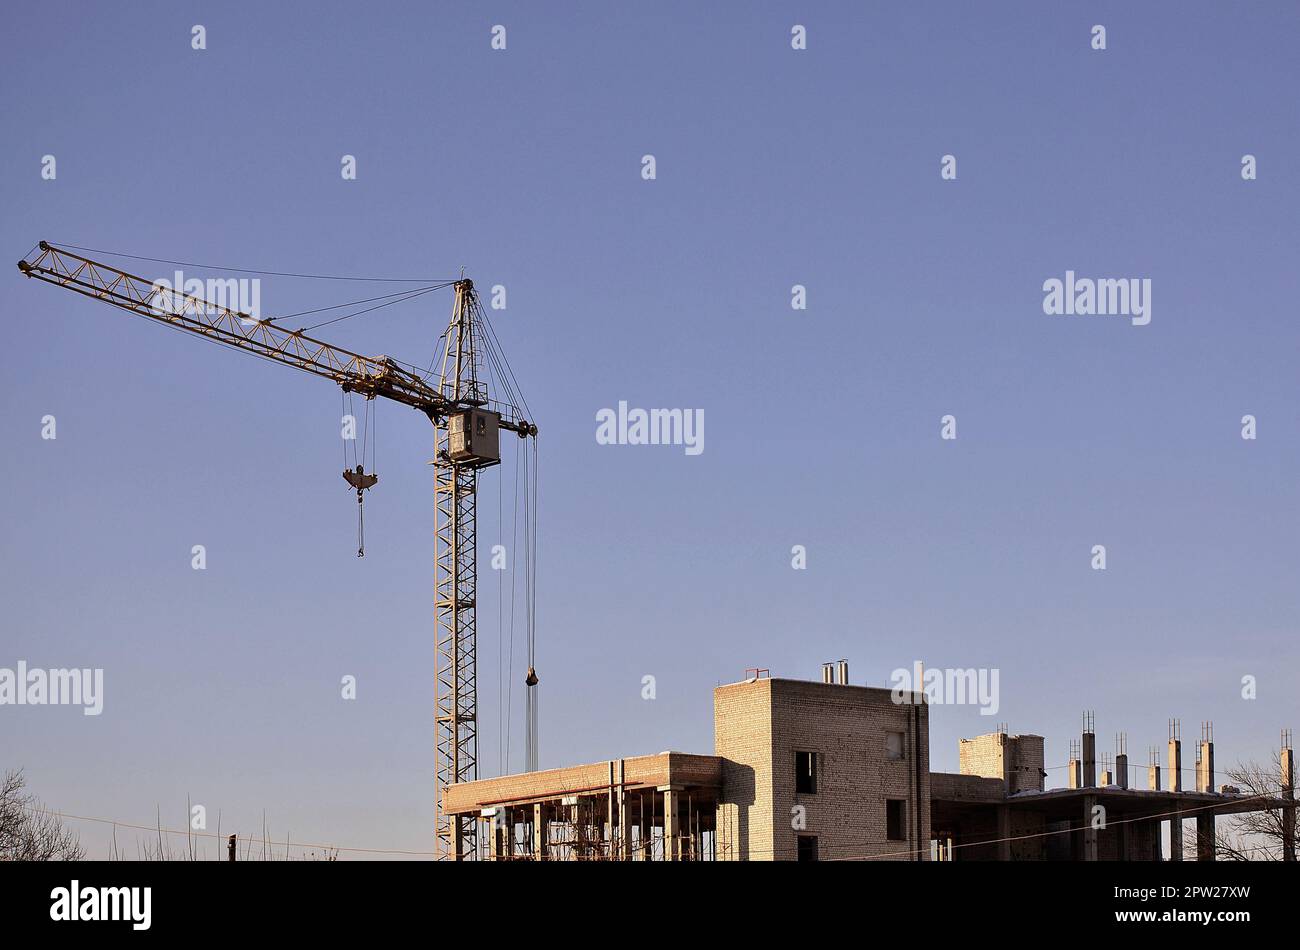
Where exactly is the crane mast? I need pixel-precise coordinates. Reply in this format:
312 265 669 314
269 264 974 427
434 278 490 860
18 242 536 861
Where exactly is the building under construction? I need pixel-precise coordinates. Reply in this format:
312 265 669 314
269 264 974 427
443 667 1297 861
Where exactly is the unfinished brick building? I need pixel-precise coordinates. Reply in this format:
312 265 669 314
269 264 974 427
441 668 1296 861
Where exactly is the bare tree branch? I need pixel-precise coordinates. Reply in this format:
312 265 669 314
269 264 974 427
0 769 84 861
1182 753 1292 861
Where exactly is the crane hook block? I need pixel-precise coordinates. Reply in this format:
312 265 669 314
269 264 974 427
525 666 539 687
343 465 378 491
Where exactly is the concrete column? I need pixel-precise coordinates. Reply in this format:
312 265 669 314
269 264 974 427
1148 764 1161 791
1082 733 1097 788
1196 811 1216 861
1115 754 1129 790
997 805 1011 861
489 809 503 861
640 791 652 861
1068 758 1081 789
606 761 616 861
450 815 465 861
1082 795 1098 861
661 786 680 861
1197 741 1214 793
617 759 631 861
532 802 548 861
1151 822 1163 861
1168 737 1183 861
1282 747 1295 863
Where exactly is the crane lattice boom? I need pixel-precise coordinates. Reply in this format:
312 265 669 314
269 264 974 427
18 242 528 432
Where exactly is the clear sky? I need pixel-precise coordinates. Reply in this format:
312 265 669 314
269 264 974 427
1 1 1296 859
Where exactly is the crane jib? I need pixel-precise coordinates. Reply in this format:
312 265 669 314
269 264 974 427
17 243 533 435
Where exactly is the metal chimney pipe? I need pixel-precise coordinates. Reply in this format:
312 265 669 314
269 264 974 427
821 663 834 684
837 659 849 685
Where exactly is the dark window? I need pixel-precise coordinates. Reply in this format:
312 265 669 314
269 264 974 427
795 751 817 794
886 799 906 840
797 835 819 862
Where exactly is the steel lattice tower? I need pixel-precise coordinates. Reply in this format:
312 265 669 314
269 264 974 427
434 279 486 860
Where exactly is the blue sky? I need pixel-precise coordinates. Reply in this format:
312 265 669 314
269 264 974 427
1 1 1296 858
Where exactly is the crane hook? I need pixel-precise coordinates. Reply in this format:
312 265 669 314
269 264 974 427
343 464 379 557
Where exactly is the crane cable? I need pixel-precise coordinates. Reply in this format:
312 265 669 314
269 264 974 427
359 398 375 557
523 442 534 772
522 433 540 773
504 444 521 772
497 452 505 776
31 242 459 388
46 241 455 282
466 294 538 774
302 284 453 332
339 388 377 557
271 283 456 327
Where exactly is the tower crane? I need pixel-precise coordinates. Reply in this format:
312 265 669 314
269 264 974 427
18 241 538 860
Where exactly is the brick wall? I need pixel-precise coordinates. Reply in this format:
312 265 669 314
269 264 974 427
959 732 1045 794
1011 735 1045 794
716 678 930 861
960 734 1009 781
714 678 774 861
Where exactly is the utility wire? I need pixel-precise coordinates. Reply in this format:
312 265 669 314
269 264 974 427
826 789 1282 862
19 802 438 857
23 787 1284 862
